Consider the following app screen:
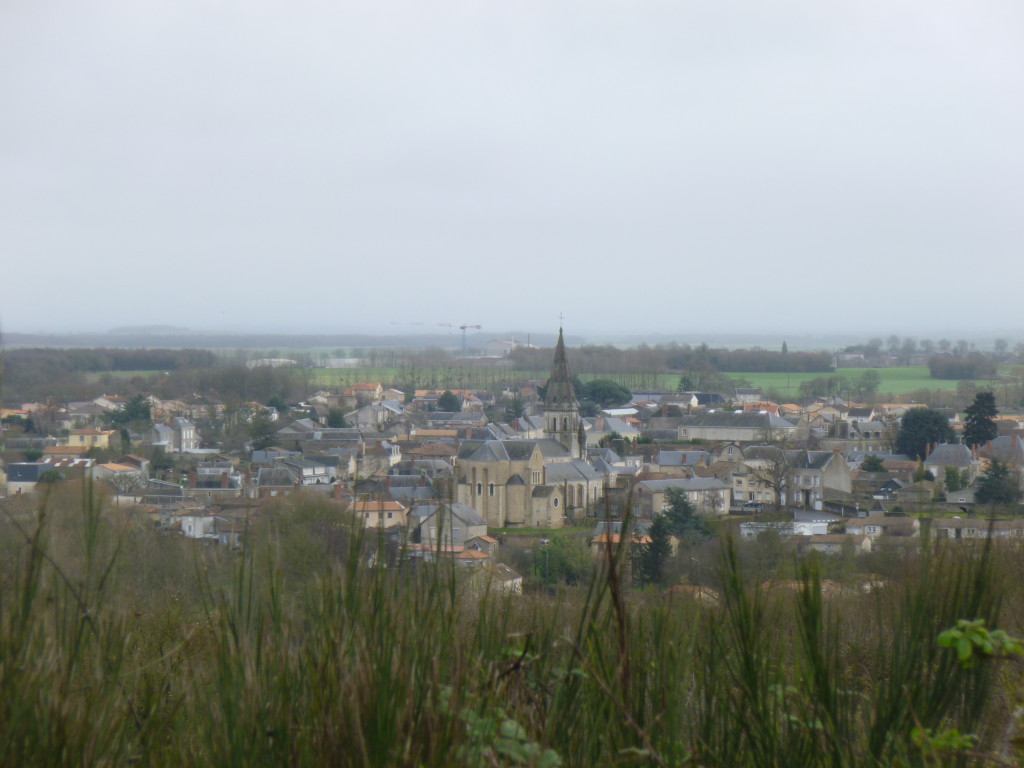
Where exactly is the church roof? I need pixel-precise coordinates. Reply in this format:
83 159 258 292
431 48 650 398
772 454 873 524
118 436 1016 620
544 329 578 408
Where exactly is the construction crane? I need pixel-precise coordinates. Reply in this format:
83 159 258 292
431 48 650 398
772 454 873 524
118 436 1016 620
459 324 481 355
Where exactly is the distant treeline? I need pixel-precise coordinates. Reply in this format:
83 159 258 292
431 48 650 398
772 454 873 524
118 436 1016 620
3 347 217 373
928 353 997 380
0 348 219 405
509 344 833 375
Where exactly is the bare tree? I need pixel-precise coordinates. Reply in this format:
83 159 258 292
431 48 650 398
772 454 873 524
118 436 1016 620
748 447 790 512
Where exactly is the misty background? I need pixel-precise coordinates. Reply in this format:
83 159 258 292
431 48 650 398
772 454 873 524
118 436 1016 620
2 0 1022 339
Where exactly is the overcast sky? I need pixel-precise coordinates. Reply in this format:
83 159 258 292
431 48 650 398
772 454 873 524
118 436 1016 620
2 0 1022 340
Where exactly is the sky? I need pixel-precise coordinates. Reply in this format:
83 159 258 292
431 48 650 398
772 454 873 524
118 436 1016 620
2 0 1022 340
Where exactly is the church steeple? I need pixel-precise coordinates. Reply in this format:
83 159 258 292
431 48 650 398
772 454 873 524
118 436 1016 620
545 328 577 409
544 328 583 458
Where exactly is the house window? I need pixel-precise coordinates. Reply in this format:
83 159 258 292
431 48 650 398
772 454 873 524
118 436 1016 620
387 512 393 520
553 497 559 508
477 483 483 495
489 483 495 496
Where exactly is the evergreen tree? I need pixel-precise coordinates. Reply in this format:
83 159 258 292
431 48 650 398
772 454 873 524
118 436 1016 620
895 407 955 460
860 454 885 472
436 391 461 412
326 407 347 428
662 489 712 544
963 391 998 448
976 459 1022 505
944 467 964 492
638 514 673 587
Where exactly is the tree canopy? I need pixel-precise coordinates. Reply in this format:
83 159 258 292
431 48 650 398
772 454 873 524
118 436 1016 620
895 407 955 461
963 391 998 448
326 408 347 428
436 391 461 412
662 489 712 545
637 514 672 587
579 379 632 409
976 459 1022 505
860 454 885 472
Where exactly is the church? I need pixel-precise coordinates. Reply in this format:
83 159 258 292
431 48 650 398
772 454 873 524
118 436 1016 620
456 329 604 529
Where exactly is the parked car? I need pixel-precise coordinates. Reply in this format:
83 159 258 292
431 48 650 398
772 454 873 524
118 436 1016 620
742 501 766 513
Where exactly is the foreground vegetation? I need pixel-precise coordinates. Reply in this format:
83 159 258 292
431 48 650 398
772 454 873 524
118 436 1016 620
3 486 1024 766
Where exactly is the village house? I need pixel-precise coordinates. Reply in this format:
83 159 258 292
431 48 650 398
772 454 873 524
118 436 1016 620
675 411 798 443
66 428 118 449
353 500 408 529
633 477 731 517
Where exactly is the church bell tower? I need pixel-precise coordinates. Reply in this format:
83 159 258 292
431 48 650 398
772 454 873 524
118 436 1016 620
544 328 584 459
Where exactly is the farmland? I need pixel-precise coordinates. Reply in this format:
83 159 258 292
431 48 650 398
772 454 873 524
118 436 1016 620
306 365 1016 400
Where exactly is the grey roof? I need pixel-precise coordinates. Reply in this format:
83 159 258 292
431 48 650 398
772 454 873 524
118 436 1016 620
656 450 711 467
783 450 838 470
793 510 842 524
984 436 1024 462
7 463 45 483
256 466 298 487
637 477 729 492
847 450 915 463
389 486 437 502
586 416 638 435
544 459 601 483
414 502 487 528
678 411 795 429
743 445 787 462
534 439 567 458
426 411 482 421
593 520 653 536
923 443 975 467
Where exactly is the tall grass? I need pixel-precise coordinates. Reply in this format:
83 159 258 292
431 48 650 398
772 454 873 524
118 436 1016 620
0 485 1018 766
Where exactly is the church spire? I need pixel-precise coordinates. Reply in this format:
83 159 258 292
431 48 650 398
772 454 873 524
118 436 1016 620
544 328 582 458
545 328 577 409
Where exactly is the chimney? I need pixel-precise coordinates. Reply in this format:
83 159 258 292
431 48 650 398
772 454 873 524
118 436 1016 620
221 471 229 489
189 472 197 488
924 443 931 459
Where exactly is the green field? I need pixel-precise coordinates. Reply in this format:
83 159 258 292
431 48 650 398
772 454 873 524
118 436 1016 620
307 365 1016 400
83 370 162 383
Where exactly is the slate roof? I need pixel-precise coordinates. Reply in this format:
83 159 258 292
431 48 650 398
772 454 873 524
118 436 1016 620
923 443 975 467
7 463 45 483
637 477 729 492
414 502 487 529
782 450 838 470
656 450 711 467
544 459 601 483
678 411 795 429
256 466 298 487
983 436 1024 462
